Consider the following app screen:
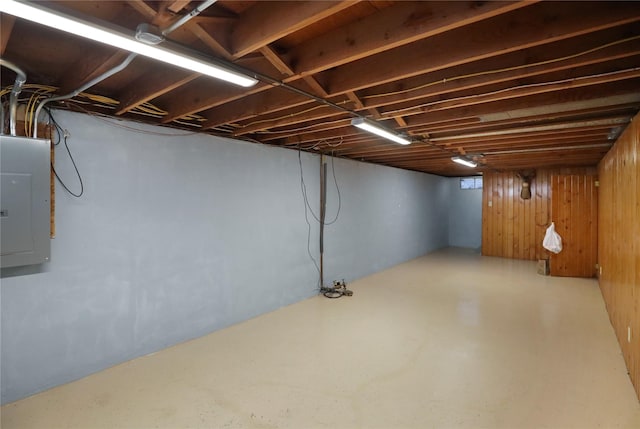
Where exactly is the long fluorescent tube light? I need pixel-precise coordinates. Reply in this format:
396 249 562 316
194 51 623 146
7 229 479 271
451 156 477 168
351 118 411 145
0 0 258 88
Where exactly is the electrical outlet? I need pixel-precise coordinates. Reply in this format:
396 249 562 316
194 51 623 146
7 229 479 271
628 326 631 343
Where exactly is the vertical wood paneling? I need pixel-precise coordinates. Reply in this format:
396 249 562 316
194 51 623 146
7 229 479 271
550 175 598 277
482 168 596 262
598 113 640 401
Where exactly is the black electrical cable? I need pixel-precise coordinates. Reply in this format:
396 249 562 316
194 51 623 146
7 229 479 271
298 148 345 292
44 107 62 145
46 109 84 198
297 147 341 226
298 148 321 289
51 134 84 198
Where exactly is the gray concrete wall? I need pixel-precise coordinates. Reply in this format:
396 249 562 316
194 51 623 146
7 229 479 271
1 110 449 404
447 177 483 249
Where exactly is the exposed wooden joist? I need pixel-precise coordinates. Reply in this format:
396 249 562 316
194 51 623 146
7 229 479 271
201 88 312 129
259 45 294 77
187 22 234 59
230 1 356 59
1 15 15 56
218 78 640 142
364 30 640 110
234 107 352 136
381 67 640 118
289 0 535 76
321 1 640 95
194 37 635 137
156 1 533 124
115 70 199 115
167 0 191 13
404 80 640 128
57 50 131 94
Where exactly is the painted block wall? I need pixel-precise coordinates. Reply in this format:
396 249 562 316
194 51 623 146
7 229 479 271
448 177 483 249
1 110 449 404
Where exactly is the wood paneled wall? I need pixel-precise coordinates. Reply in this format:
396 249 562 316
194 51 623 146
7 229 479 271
482 170 551 260
598 113 640 400
549 175 598 277
482 167 597 261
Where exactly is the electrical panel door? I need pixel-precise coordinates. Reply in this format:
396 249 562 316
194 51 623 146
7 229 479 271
1 135 51 268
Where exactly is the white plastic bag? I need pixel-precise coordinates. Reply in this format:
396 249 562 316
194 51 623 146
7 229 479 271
543 222 563 254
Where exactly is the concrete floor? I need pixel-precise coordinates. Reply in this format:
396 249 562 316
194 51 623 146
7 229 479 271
2 248 639 428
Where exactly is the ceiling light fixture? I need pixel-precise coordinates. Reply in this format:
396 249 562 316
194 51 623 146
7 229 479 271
451 156 478 168
0 0 258 88
351 118 411 145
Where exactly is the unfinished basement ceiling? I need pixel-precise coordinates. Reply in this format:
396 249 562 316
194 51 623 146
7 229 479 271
1 0 639 176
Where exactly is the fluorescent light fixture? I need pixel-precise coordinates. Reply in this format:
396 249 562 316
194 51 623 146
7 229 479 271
0 0 258 88
351 117 411 145
451 156 478 168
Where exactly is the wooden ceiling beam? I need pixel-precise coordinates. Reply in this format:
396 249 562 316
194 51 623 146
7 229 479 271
259 45 295 77
335 130 610 158
152 1 531 124
198 47 330 130
359 26 640 108
374 47 640 116
392 150 607 168
349 138 615 161
159 1 532 128
269 121 356 144
234 108 352 137
115 70 198 116
409 104 640 136
442 129 613 148
218 79 639 141
169 5 640 134
337 144 443 158
126 0 157 20
57 49 131 94
428 118 631 144
289 1 534 76
186 22 234 59
321 1 640 96
432 123 620 146
251 94 635 149
404 80 640 128
159 55 287 123
202 89 313 129
447 135 610 152
167 0 191 13
230 1 356 59
381 67 640 119
1 15 15 56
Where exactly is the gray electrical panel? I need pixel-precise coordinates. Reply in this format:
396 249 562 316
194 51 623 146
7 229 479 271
1 135 51 268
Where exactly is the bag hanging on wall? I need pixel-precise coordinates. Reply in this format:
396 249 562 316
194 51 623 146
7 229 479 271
542 222 563 254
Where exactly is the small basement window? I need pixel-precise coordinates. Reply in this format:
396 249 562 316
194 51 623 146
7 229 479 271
460 177 483 190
